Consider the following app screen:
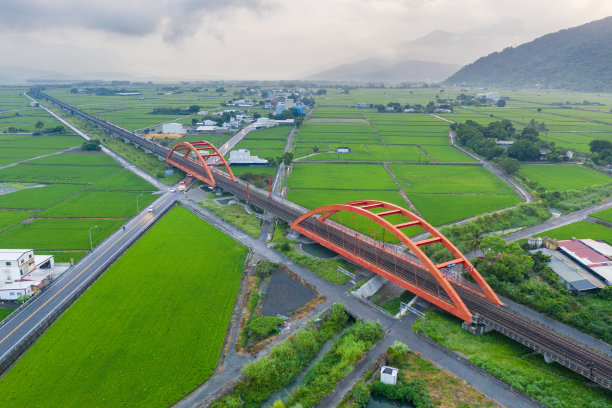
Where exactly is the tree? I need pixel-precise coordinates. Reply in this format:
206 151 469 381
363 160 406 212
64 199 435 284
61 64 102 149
508 139 540 161
315 89 327 95
191 118 198 125
81 140 101 151
35 121 44 131
312 146 319 153
281 152 293 165
589 139 612 153
496 99 506 107
188 105 200 113
494 156 520 174
253 112 261 119
70 88 78 94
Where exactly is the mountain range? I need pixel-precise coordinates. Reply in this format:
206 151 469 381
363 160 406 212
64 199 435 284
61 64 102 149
446 16 612 92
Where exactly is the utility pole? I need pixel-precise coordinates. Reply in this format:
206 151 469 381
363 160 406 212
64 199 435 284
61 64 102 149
89 225 99 250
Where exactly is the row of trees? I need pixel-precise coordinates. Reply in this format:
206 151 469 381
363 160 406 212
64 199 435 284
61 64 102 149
452 119 562 174
374 101 451 113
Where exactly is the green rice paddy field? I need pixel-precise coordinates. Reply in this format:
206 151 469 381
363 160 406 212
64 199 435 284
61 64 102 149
536 221 612 245
590 207 612 223
0 206 248 408
519 165 612 191
0 133 157 255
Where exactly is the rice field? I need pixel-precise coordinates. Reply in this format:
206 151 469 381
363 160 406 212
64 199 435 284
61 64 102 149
519 165 612 192
0 206 248 407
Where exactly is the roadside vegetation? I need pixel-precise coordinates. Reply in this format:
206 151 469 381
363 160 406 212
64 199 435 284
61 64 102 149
340 341 496 408
213 303 350 408
200 199 262 238
272 223 353 284
413 309 612 408
0 206 248 408
282 319 383 407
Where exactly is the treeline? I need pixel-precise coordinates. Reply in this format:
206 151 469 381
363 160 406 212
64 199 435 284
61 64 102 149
150 105 200 115
452 119 567 174
374 101 452 113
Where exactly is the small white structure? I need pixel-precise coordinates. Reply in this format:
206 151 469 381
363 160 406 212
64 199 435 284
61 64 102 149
229 149 268 165
337 147 350 153
285 98 294 109
380 366 398 385
403 108 415 113
162 123 186 135
275 104 286 115
356 103 368 108
264 101 273 109
476 92 500 102
202 119 216 126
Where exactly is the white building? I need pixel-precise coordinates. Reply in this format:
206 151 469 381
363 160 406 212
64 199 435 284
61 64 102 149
161 123 186 134
229 149 268 165
380 366 398 385
202 119 216 126
196 125 220 132
284 99 294 109
0 250 55 300
476 92 500 102
255 117 277 128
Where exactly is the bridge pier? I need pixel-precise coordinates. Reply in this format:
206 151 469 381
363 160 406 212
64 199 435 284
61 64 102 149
461 314 493 335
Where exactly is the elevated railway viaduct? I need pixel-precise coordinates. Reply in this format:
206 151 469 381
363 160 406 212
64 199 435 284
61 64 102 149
29 89 612 390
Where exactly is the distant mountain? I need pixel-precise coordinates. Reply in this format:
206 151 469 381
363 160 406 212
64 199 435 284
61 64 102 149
307 58 460 83
446 17 612 92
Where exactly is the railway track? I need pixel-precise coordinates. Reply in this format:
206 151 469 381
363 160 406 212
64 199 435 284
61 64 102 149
30 89 612 390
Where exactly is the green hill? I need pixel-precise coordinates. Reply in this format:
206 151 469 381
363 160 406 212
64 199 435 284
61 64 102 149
446 17 612 92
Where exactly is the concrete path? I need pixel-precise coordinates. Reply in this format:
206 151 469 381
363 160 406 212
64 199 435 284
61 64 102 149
0 146 80 170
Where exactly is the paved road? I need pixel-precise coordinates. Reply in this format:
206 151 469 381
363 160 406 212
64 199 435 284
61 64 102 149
0 192 178 362
504 199 612 243
176 196 539 408
217 124 255 156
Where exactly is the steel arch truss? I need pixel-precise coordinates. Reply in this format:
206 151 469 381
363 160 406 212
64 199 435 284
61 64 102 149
290 200 502 322
166 141 235 187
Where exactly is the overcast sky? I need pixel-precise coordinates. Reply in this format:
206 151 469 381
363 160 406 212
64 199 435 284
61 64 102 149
1 0 611 81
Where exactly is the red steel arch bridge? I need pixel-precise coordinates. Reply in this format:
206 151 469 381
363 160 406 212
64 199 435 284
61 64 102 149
30 89 612 390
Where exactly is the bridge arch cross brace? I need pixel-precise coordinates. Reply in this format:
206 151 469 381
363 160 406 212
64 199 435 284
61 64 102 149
166 140 236 187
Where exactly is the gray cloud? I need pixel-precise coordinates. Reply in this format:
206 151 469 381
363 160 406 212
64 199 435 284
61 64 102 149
0 0 268 40
0 0 610 80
